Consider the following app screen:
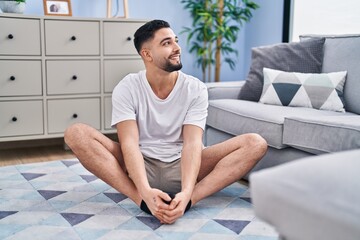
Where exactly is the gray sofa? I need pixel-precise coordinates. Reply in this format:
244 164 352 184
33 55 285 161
250 149 360 240
204 34 360 176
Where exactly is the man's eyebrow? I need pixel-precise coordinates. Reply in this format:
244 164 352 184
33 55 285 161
160 36 178 44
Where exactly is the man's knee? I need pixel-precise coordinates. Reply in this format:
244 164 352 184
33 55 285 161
243 133 268 156
64 123 90 148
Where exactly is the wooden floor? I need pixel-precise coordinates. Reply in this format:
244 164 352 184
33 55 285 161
0 145 75 167
0 135 119 167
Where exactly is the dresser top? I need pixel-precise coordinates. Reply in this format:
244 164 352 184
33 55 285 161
0 13 148 22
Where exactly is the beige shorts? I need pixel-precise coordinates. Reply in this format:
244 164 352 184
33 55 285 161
144 155 181 194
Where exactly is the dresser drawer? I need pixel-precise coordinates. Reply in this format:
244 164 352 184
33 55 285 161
104 59 144 92
0 18 41 55
0 101 43 137
0 60 42 97
47 98 100 133
46 60 100 95
104 96 112 130
103 22 144 55
45 20 100 56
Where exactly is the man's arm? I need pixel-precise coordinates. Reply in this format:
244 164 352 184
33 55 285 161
181 124 203 197
117 120 149 194
116 120 171 218
163 124 203 223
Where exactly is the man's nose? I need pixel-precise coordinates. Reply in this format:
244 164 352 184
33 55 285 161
174 42 181 53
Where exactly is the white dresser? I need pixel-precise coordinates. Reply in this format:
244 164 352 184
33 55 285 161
0 14 145 142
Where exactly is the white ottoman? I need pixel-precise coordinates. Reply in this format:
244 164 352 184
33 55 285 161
250 149 360 240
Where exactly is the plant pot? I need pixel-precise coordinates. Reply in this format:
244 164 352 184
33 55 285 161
0 1 26 14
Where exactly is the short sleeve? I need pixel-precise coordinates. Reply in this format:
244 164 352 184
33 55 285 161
111 77 137 128
183 85 208 130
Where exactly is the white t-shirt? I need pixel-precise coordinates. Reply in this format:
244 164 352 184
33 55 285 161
111 70 208 162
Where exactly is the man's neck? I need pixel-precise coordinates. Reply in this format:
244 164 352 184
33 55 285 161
146 69 179 100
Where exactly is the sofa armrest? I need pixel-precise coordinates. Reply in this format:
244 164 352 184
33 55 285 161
206 81 245 100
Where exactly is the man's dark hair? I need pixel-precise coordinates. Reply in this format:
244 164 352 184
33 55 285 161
134 20 170 54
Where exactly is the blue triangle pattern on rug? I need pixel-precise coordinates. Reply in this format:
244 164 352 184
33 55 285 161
240 197 252 204
214 219 251 234
80 174 98 183
60 213 94 226
104 192 128 203
0 211 18 220
61 160 79 167
136 216 163 230
21 173 46 181
38 190 67 200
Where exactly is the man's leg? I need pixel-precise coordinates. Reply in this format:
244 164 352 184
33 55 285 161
191 133 267 205
64 123 142 206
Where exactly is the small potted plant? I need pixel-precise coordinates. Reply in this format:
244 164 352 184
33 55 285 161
0 0 26 14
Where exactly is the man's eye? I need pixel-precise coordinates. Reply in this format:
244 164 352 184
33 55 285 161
163 41 170 46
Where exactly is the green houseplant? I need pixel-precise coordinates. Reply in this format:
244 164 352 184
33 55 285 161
181 0 259 82
0 0 26 13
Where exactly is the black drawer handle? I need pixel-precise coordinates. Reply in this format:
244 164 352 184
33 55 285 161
72 75 77 80
12 117 17 122
8 34 14 39
126 37 132 41
72 113 78 119
10 76 16 81
71 36 76 41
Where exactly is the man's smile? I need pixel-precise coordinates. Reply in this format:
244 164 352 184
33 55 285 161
169 54 181 61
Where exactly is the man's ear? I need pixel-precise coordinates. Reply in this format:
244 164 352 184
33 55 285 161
140 48 152 62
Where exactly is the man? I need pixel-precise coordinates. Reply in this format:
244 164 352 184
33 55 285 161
64 19 267 224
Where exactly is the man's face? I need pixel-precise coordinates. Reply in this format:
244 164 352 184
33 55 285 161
145 28 182 72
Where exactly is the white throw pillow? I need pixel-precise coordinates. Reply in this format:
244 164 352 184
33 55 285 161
259 68 347 112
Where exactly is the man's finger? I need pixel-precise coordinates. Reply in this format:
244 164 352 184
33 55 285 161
161 208 177 218
158 213 176 225
169 198 178 210
159 192 172 202
156 212 175 225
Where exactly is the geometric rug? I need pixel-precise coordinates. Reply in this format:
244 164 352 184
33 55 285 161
0 159 279 240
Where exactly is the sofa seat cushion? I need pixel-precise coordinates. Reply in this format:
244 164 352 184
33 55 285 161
207 99 347 149
250 149 360 240
283 114 360 154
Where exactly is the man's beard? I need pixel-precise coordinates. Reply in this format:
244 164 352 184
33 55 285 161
162 58 183 72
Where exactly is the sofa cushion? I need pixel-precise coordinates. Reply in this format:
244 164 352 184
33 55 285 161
238 38 325 102
260 68 347 112
283 114 360 154
206 99 348 149
301 34 360 114
250 149 360 240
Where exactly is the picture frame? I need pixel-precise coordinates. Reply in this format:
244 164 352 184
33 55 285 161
43 0 72 16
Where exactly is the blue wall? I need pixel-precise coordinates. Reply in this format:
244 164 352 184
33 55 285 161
243 0 284 78
3 0 283 82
